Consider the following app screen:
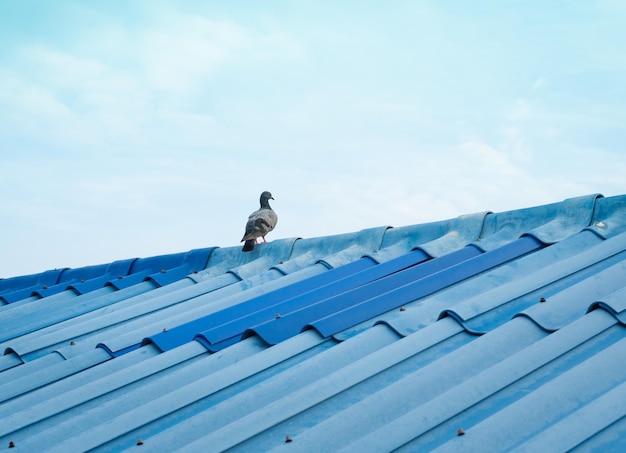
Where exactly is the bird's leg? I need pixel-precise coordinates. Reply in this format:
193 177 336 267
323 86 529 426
262 236 267 243
255 238 259 244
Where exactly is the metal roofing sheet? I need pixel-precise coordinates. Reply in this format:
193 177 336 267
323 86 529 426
144 255 380 354
1 193 626 452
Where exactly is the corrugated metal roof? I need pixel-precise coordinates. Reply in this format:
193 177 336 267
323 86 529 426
1 193 626 451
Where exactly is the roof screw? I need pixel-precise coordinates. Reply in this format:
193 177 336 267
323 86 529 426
373 249 378 253
161 269 166 273
399 306 406 311
118 275 124 279
540 297 546 303
457 428 465 436
136 439 144 446
193 270 198 274
70 341 76 346
279 261 284 264
42 285 48 290
9 441 15 448
162 327 168 332
276 313 282 319
80 279 85 283
285 435 293 443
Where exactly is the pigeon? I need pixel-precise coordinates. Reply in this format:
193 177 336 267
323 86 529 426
241 191 278 252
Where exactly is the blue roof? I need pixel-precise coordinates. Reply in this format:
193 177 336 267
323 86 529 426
1 193 626 451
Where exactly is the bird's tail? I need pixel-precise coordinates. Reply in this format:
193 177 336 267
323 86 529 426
242 240 255 252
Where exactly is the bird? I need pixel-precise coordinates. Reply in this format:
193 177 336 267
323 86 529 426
241 191 278 252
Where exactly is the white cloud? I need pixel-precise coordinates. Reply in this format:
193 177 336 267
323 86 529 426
0 12 306 160
138 20 248 94
532 77 546 91
508 98 533 121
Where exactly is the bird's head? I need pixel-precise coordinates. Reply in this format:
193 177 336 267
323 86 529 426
261 191 274 201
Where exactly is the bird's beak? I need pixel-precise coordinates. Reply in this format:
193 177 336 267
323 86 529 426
270 196 275 200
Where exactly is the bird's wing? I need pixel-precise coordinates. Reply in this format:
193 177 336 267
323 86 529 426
242 208 276 240
265 209 277 230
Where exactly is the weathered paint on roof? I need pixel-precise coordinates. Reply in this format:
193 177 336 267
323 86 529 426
1 193 626 451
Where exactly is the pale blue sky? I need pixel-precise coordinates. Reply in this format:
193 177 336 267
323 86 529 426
1 1 625 277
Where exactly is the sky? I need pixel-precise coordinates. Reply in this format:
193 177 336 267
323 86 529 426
1 1 625 278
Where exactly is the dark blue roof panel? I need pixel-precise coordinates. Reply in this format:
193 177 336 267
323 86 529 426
142 255 380 354
1 193 626 451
